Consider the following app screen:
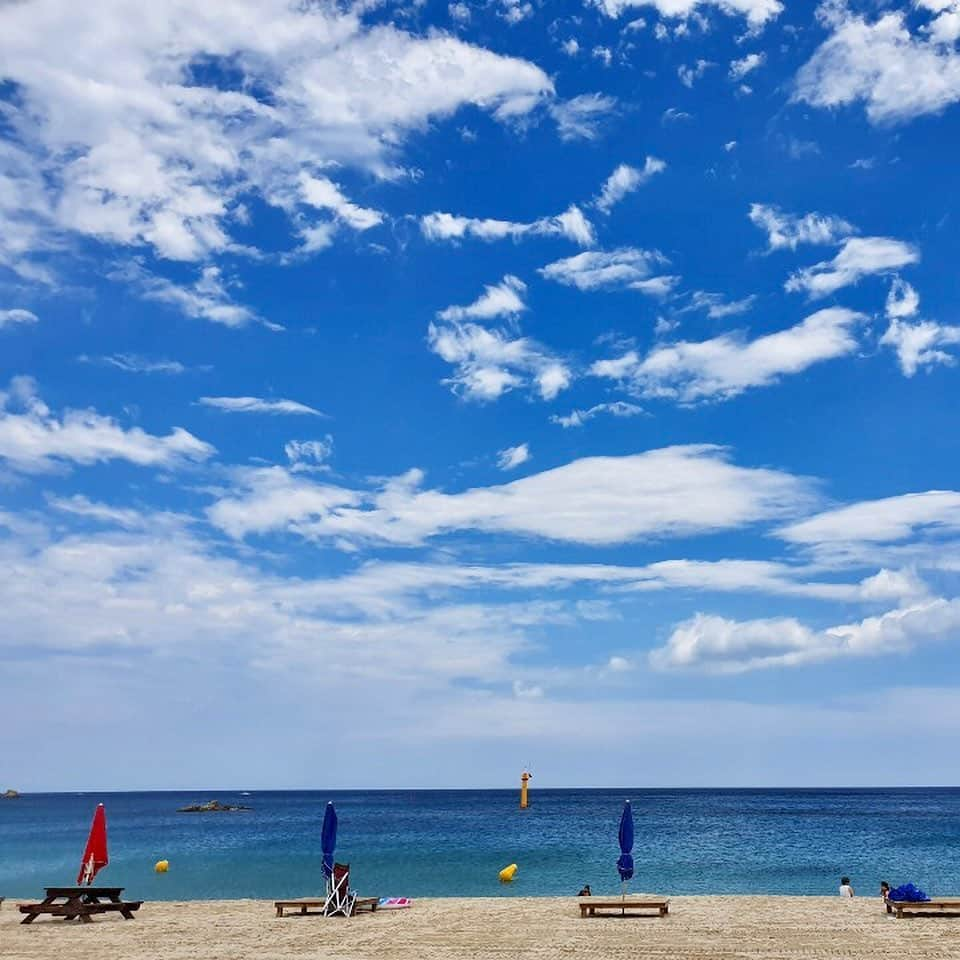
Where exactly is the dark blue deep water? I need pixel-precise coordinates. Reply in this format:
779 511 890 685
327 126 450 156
2 789 959 901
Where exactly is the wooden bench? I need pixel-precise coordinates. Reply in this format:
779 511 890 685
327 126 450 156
19 886 142 924
578 897 669 918
887 898 960 919
275 896 379 918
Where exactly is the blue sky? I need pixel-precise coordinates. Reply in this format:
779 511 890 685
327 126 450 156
2 0 960 790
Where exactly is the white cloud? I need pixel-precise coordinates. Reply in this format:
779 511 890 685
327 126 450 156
79 354 189 375
499 0 533 24
285 437 334 468
549 93 618 141
421 205 595 247
208 444 813 546
593 46 613 67
729 52 765 80
881 318 960 376
590 308 862 403
794 7 960 125
0 309 39 329
561 38 580 56
650 597 960 673
589 0 782 27
427 320 572 402
748 204 856 251
662 107 692 123
198 396 324 416
497 443 531 470
550 401 644 428
0 1 553 270
786 237 919 298
780 491 960 547
886 278 920 319
687 291 757 319
0 376 213 473
594 158 666 214
115 262 264 328
449 3 471 24
438 276 527 322
678 59 713 88
539 248 675 294
298 174 383 231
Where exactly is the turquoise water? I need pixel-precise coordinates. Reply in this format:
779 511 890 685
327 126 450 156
2 789 959 900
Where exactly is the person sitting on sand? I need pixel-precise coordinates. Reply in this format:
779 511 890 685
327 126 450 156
880 881 890 902
839 877 854 898
578 884 591 897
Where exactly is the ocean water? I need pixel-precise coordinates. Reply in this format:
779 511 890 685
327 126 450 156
2 789 959 901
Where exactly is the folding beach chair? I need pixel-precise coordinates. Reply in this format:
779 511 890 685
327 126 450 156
323 863 357 917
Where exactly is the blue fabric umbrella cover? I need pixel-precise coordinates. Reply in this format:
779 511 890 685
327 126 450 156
617 800 634 883
321 802 338 881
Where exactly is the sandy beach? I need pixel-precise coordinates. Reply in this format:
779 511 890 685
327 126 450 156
4 895 960 960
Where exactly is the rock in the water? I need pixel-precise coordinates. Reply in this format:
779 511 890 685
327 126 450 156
2 789 19 799
177 799 250 813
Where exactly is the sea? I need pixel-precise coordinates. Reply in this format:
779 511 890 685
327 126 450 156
2 789 959 901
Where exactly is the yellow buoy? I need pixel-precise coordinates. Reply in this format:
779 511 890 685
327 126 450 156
154 859 169 873
499 863 518 882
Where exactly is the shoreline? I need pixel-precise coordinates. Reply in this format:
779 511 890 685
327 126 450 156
5 895 959 960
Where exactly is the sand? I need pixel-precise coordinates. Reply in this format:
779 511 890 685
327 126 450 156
4 895 960 960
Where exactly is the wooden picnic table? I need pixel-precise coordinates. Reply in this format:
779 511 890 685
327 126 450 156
19 886 143 924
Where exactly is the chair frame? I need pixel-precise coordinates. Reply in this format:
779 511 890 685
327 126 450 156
322 862 357 917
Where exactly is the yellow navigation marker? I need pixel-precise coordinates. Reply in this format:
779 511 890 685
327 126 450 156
520 770 532 809
154 860 169 873
499 863 518 882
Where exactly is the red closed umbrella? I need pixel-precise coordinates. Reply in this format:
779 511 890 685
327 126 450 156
77 804 109 885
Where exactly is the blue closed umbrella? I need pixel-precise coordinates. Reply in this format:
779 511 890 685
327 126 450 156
321 802 338 882
617 800 634 894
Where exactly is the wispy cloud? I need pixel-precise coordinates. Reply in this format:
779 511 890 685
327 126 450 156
786 237 919 298
594 158 666 214
0 1 552 270
421 206 595 247
79 354 190 375
438 276 527 322
198 396 325 416
428 320 571 402
540 248 676 295
550 401 644 428
0 309 39 329
749 204 855 251
497 443 531 470
115 262 270 329
591 308 863 403
549 93 618 141
207 445 814 546
0 376 213 473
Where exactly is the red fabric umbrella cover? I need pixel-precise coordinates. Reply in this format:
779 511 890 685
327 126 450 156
77 803 109 885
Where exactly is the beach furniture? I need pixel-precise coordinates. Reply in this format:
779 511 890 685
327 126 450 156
578 896 670 918
887 897 960 919
18 886 142 924
321 862 377 917
275 892 379 918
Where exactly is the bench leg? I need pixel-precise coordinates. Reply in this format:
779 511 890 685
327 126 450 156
20 912 38 925
660 906 668 916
